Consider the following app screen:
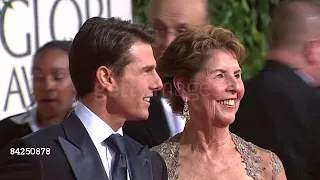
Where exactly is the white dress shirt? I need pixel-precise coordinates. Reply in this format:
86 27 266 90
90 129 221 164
160 98 185 136
10 107 40 132
28 109 41 132
75 102 130 180
11 101 79 133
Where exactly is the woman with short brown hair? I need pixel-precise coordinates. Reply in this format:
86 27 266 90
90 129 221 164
152 25 287 180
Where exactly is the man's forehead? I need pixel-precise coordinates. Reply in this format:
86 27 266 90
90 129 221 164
127 43 156 64
149 0 206 24
151 0 205 9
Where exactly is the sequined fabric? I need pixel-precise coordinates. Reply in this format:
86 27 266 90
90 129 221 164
151 133 284 180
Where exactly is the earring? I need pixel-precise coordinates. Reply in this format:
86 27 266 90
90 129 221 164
183 98 190 122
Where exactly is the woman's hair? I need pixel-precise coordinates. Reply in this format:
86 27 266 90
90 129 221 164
32 40 72 68
34 40 72 57
157 25 245 115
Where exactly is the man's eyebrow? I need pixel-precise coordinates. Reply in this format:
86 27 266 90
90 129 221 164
141 65 156 71
153 18 166 26
175 23 189 28
235 69 242 74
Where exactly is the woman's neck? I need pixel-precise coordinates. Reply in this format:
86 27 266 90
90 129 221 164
180 115 232 154
36 112 68 129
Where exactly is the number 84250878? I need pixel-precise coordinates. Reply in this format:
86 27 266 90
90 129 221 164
10 147 50 156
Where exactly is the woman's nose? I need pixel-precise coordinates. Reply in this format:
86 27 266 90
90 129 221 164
42 77 56 91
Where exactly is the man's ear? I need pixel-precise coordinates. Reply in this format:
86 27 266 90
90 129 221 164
173 76 189 101
96 66 114 92
304 39 320 64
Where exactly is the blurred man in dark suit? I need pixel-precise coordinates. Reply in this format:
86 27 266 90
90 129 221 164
123 0 208 148
231 1 320 179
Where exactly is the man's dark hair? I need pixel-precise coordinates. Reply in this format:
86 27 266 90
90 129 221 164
69 17 156 99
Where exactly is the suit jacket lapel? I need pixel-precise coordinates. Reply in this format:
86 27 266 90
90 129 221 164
124 135 153 180
59 112 108 180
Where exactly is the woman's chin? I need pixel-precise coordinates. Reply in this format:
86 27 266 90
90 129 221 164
217 115 235 127
38 108 60 118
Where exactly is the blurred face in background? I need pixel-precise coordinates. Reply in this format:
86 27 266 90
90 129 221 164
147 0 207 58
32 48 76 118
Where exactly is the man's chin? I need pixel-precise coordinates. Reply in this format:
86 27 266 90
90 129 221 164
127 112 149 121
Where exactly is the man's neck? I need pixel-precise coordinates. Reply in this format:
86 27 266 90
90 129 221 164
79 96 125 132
266 49 305 69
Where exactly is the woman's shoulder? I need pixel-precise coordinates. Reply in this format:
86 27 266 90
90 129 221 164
151 133 181 179
1 112 29 125
1 107 37 125
151 133 181 156
231 133 285 179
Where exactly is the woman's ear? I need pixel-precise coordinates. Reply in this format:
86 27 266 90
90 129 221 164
173 76 189 101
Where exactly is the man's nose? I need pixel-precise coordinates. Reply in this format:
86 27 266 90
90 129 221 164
151 72 163 91
161 31 177 50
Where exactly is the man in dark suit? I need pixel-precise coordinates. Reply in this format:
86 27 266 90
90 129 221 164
0 17 167 180
123 0 208 148
231 1 320 180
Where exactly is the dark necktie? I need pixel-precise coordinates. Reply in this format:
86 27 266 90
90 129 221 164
105 134 128 180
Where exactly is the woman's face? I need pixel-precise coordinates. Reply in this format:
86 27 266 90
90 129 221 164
188 49 244 126
32 48 75 118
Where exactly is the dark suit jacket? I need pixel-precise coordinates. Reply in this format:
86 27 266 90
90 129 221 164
0 112 168 180
231 60 320 180
0 113 33 150
123 94 171 148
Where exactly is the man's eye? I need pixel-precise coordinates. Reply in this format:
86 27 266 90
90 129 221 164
216 74 224 78
235 73 241 79
176 28 186 34
155 27 166 33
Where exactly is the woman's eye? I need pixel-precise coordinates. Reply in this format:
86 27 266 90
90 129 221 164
32 73 44 81
54 74 64 81
33 76 43 80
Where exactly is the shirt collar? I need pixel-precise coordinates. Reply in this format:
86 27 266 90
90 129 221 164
294 71 315 86
28 109 40 132
74 102 123 145
10 107 40 132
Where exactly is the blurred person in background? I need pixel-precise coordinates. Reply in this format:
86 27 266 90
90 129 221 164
123 0 209 148
0 40 76 150
231 0 320 179
152 25 286 180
